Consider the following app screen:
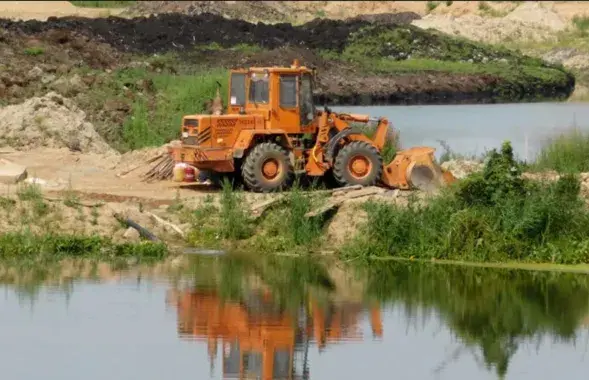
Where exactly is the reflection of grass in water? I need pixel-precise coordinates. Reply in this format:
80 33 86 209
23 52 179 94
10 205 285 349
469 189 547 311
184 253 335 315
357 261 589 378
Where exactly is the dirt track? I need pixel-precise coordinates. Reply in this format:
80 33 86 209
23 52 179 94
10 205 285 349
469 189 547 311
0 1 125 21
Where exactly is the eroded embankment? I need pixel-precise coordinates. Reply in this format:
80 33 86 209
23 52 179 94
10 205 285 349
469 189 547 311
0 12 575 106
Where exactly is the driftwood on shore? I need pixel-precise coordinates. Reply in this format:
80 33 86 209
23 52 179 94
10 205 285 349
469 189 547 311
304 187 386 219
113 212 159 242
249 185 379 221
147 212 185 238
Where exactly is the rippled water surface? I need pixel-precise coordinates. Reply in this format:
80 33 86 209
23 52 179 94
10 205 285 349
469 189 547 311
2 255 589 380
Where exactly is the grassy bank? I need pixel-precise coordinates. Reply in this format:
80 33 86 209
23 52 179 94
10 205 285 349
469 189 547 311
160 138 589 266
0 232 166 263
343 141 589 265
0 182 168 261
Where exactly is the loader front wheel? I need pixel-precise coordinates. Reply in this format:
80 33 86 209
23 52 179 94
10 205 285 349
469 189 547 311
333 141 383 187
242 142 293 192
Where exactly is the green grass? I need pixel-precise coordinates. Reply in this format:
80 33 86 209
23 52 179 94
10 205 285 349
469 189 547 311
426 1 440 12
84 66 227 151
534 128 589 173
69 1 135 8
184 182 328 254
23 47 44 56
572 16 589 32
342 141 589 265
0 232 167 263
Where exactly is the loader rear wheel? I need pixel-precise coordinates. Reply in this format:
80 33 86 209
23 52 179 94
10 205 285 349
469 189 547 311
333 141 383 187
242 142 293 192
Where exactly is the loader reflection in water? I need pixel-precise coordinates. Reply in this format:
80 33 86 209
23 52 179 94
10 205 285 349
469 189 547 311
166 287 383 380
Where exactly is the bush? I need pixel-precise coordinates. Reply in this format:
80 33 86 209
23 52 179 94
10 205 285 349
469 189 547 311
343 141 589 264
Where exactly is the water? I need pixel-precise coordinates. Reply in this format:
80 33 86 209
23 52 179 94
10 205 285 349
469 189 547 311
333 102 589 161
2 256 589 380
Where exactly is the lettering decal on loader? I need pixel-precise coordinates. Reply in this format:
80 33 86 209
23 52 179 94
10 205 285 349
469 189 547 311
216 118 236 138
216 118 255 138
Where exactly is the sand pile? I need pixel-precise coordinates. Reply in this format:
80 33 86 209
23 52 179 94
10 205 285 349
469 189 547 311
412 2 568 44
0 92 116 155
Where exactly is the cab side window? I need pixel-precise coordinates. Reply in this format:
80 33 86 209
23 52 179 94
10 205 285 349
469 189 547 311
230 73 246 106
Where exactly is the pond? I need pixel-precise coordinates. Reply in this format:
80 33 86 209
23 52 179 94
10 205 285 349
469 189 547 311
2 255 589 380
333 102 589 161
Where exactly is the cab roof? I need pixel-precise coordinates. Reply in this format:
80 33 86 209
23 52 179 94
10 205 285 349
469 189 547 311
230 59 314 74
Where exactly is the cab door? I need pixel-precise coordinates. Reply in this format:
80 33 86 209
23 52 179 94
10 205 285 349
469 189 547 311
276 74 300 134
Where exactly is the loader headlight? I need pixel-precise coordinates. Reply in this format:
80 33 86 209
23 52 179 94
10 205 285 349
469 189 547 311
182 132 188 138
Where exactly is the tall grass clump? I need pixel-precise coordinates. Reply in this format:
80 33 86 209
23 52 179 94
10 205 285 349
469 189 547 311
91 67 227 151
343 141 589 264
288 183 322 246
122 68 227 150
534 128 589 173
220 179 252 240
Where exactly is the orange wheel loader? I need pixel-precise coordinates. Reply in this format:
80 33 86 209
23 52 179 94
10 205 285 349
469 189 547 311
168 59 456 192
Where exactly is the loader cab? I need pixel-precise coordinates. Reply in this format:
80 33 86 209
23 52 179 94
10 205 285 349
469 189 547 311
227 60 316 133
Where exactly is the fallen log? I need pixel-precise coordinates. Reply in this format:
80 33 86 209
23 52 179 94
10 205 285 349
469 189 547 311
113 212 159 242
250 195 288 220
304 187 383 218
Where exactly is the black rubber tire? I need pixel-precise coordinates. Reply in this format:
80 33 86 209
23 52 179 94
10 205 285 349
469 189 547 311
241 142 294 192
333 141 383 187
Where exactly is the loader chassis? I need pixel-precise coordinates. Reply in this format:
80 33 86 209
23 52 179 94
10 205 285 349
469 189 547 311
169 60 454 192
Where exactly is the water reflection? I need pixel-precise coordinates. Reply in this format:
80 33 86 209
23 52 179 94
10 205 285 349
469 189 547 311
1 256 589 379
171 255 589 379
166 285 383 380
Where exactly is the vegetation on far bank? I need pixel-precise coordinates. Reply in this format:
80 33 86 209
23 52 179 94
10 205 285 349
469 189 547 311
69 1 135 8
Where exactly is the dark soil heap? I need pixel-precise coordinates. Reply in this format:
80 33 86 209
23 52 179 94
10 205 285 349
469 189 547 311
0 13 373 54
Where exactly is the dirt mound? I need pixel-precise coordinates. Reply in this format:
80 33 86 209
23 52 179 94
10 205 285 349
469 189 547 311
412 2 568 44
440 159 484 179
125 1 426 24
542 48 589 70
0 25 126 104
0 13 373 54
0 92 116 155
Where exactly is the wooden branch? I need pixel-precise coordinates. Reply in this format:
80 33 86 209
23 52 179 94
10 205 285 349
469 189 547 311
147 212 185 238
117 153 164 178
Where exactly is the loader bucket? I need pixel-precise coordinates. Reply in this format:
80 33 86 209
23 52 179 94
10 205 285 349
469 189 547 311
381 146 456 191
